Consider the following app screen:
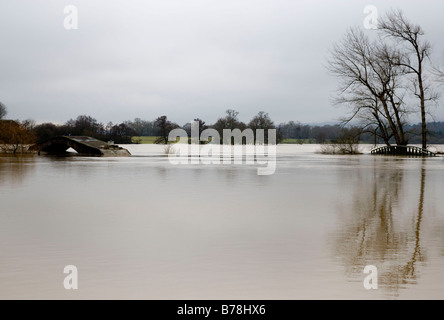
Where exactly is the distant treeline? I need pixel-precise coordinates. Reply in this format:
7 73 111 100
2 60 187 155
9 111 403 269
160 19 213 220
278 121 444 144
30 110 444 145
33 110 279 144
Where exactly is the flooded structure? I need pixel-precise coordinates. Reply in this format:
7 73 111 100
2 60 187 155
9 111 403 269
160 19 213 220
29 136 131 157
371 145 437 157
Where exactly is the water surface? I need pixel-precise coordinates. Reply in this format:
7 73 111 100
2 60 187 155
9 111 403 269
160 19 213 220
1 145 444 299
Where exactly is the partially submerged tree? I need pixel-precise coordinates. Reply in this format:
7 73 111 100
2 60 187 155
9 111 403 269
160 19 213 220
328 10 440 148
0 120 35 154
336 127 363 154
379 9 440 149
319 127 362 155
328 28 410 146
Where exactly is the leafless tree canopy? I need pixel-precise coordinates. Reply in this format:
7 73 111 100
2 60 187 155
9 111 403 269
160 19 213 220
379 9 439 149
432 67 444 84
328 28 410 146
328 9 440 148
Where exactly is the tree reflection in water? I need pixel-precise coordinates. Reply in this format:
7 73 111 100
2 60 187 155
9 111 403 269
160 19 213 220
0 155 35 187
332 158 427 296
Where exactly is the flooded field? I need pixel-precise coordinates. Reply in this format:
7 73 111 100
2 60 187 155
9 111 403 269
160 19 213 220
1 145 444 299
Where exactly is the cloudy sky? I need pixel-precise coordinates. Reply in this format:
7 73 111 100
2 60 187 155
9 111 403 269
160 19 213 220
1 0 443 125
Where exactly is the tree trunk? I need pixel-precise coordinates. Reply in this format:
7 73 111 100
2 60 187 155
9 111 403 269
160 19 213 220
373 111 391 146
380 98 402 146
418 71 427 149
389 95 408 146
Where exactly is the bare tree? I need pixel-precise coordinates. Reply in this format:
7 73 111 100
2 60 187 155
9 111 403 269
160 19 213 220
0 120 35 154
379 9 440 149
0 102 7 120
319 127 363 155
328 28 409 146
433 67 444 83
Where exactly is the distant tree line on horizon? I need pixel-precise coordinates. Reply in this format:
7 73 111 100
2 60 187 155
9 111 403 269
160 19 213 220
3 99 444 149
30 109 280 145
29 109 444 145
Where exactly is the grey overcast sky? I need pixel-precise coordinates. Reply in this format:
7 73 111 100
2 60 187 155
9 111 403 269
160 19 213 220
1 0 443 125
